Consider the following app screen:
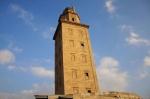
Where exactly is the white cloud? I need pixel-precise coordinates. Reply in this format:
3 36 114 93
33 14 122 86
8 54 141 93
8 65 27 72
147 51 150 55
44 58 51 63
144 56 150 67
31 66 54 78
10 3 37 31
13 47 23 53
42 27 55 40
139 71 148 79
21 82 54 95
0 92 34 99
120 24 150 46
32 58 53 66
126 32 150 46
8 64 16 70
105 0 116 14
0 76 54 99
97 57 128 91
0 49 15 64
120 24 133 32
8 41 23 53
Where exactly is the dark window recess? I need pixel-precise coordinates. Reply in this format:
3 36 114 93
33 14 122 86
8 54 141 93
85 72 89 79
88 90 91 93
81 43 84 47
85 73 89 76
72 18 75 21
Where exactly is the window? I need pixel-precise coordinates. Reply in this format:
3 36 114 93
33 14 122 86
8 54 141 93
86 88 92 94
72 18 75 21
69 40 74 47
71 54 75 61
88 90 91 93
73 87 79 94
72 70 77 79
81 54 87 62
80 42 85 48
84 72 89 80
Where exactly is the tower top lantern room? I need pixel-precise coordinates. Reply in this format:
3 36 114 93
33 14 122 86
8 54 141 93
59 7 80 23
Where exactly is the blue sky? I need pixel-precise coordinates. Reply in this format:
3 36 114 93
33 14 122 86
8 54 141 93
0 0 150 99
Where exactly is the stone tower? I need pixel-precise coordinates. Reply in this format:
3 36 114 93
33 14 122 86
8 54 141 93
35 7 142 99
53 7 100 95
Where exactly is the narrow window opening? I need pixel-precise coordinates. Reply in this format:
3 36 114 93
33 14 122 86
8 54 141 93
71 54 75 61
84 72 89 80
72 70 77 79
86 88 92 94
72 18 75 21
69 40 74 47
88 90 91 93
81 42 85 48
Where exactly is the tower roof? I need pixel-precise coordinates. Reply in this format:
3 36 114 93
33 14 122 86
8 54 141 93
58 6 80 23
63 6 76 14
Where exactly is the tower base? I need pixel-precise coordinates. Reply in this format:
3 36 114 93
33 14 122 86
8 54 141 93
34 91 141 99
